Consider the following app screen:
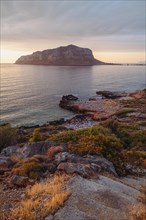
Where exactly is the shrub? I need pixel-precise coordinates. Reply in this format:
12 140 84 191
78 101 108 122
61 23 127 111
130 185 146 220
114 108 135 117
0 124 17 151
124 150 146 167
47 123 145 175
29 128 41 142
48 125 126 175
12 157 44 179
68 134 102 156
102 119 146 149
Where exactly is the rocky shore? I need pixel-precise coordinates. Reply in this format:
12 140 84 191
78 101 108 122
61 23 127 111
0 89 146 220
59 89 146 125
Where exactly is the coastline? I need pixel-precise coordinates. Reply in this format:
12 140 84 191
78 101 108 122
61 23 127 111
3 88 145 130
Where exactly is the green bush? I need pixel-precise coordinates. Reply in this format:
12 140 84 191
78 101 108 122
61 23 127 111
114 108 135 117
47 125 126 175
0 124 17 151
13 157 43 179
29 128 42 142
102 119 146 149
124 150 146 167
47 122 145 175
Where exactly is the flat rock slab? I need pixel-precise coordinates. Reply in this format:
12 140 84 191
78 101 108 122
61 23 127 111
72 99 120 113
119 175 146 190
52 175 140 220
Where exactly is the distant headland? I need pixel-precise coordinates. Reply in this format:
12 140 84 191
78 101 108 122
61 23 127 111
15 44 105 66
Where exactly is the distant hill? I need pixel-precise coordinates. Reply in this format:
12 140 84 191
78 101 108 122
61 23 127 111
15 44 105 66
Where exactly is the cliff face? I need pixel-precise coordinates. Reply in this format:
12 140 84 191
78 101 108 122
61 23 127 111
15 45 104 65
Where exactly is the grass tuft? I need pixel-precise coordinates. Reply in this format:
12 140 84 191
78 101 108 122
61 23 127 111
9 174 70 220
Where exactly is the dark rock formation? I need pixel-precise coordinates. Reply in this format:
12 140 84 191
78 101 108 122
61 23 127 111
1 146 21 157
59 94 79 111
20 142 67 158
49 118 65 125
57 162 99 178
1 142 67 159
15 45 104 65
96 91 127 99
0 156 14 169
55 152 117 177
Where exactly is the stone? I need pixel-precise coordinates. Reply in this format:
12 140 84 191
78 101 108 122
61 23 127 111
20 141 67 158
0 156 14 169
53 175 140 220
57 162 100 178
49 118 65 125
1 146 22 157
55 153 117 177
44 215 54 220
59 94 79 111
15 44 104 65
3 203 13 210
61 95 78 102
126 164 146 176
11 175 30 187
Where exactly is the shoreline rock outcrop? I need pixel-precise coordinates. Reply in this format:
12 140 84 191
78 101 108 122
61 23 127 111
15 44 104 65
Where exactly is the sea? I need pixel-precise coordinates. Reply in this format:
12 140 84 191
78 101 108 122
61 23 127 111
0 64 145 127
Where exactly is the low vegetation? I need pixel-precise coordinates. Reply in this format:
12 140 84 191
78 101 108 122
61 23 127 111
114 108 135 117
130 185 146 220
29 128 42 142
0 124 17 151
10 174 70 220
47 121 146 175
12 157 45 179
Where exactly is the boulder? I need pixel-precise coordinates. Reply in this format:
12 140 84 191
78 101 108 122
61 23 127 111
1 146 22 157
20 141 67 158
49 118 65 125
55 153 117 176
61 95 78 102
59 94 79 111
52 175 140 220
0 156 14 169
57 162 100 178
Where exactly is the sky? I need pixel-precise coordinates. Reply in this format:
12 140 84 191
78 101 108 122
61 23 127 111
1 0 146 63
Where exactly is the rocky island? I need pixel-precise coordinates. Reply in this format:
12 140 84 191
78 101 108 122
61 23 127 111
15 44 104 65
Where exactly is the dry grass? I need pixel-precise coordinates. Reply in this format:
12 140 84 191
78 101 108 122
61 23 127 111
9 174 70 220
104 99 118 107
138 185 146 204
10 154 21 163
0 185 3 207
129 185 146 220
47 146 63 159
130 204 146 220
0 185 10 220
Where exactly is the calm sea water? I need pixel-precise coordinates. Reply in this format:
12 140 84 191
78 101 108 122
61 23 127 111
0 64 145 127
